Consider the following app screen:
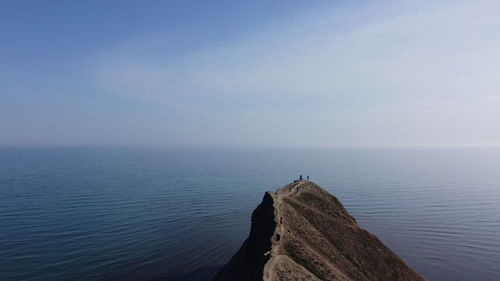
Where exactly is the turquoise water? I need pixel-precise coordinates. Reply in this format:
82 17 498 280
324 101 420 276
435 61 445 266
1 147 499 281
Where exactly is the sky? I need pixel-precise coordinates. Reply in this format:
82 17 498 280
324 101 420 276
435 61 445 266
1 0 500 147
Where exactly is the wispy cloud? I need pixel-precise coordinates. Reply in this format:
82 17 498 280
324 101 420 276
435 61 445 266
92 0 500 146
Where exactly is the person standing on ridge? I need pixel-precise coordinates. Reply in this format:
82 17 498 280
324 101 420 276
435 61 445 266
307 175 310 180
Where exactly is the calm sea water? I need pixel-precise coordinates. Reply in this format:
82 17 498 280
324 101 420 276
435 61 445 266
1 147 499 281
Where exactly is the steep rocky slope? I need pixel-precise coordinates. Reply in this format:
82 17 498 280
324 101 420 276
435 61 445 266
213 181 426 281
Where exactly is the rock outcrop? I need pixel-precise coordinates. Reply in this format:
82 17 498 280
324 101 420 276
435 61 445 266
213 181 426 281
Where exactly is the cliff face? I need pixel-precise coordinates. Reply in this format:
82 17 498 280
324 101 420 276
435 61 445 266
213 181 427 281
212 192 275 281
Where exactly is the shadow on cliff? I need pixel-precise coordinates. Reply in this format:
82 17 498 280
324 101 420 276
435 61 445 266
212 192 276 281
155 191 276 281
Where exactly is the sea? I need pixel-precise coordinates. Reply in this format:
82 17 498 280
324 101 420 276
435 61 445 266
1 147 499 281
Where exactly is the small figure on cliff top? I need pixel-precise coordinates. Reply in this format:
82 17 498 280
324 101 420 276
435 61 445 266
307 175 310 180
299 175 303 180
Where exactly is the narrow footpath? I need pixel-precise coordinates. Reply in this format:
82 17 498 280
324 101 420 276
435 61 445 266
263 180 307 279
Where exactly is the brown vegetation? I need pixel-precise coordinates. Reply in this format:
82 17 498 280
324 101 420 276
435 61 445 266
213 181 426 281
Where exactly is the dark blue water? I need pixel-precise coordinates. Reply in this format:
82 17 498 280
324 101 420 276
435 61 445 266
1 147 499 281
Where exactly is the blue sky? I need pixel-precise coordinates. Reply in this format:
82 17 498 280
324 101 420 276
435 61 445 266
2 0 500 146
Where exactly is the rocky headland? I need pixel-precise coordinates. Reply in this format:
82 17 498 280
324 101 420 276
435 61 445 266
213 180 426 281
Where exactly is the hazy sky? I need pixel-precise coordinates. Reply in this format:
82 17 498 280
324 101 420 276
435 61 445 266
2 0 500 147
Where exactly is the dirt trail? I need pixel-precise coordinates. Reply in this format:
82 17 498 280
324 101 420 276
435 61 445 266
214 180 427 281
264 180 307 280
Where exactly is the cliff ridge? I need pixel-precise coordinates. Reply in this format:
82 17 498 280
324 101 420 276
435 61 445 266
213 181 426 281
